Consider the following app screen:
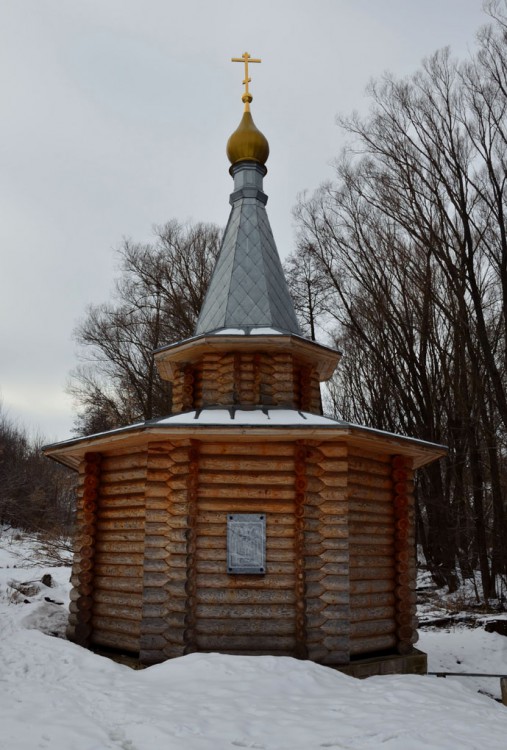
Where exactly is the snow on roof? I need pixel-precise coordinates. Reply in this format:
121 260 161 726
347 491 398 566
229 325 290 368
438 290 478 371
209 326 285 336
210 328 246 335
154 408 343 427
43 408 446 456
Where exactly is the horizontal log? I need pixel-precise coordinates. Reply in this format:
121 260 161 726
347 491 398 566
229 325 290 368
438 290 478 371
348 532 393 544
97 506 145 520
195 618 295 636
350 592 395 608
198 486 294 501
195 634 297 651
96 519 145 532
314 443 348 458
196 534 294 551
99 482 146 497
144 521 173 536
309 547 350 569
305 612 345 630
348 446 391 463
198 499 294 512
100 467 147 483
144 589 170 606
146 457 178 473
145 483 171 499
94 563 144 578
140 617 170 636
196 560 294 575
348 472 394 491
143 546 169 561
350 605 396 622
199 457 294 473
195 573 295 590
350 618 396 637
317 500 349 513
312 457 347 474
349 555 394 568
148 445 189 462
92 575 144 593
100 454 147 471
320 574 350 591
349 544 393 556
349 634 397 655
90 629 140 653
348 456 392 477
93 589 143 608
196 588 296 605
144 533 171 547
349 485 393 502
95 540 145 554
144 559 168 573
195 603 295 619
91 615 141 637
199 471 296 486
198 547 295 564
315 616 349 637
94 552 144 566
95 529 146 542
144 610 181 629
199 443 295 457
349 567 395 581
195 524 294 540
348 504 394 517
92 601 143 622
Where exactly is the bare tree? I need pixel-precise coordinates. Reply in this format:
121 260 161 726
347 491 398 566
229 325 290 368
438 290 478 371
0 405 75 534
290 6 507 596
69 220 221 434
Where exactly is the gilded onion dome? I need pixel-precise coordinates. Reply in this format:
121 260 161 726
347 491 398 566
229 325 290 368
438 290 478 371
226 92 270 168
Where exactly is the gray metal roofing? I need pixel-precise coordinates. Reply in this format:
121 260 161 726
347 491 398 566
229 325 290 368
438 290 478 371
43 407 447 454
195 166 301 336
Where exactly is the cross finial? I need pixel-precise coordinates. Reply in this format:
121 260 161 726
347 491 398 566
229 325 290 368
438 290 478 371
231 52 261 110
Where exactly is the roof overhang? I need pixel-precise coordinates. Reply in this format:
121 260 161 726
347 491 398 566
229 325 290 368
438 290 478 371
43 411 446 472
154 332 341 382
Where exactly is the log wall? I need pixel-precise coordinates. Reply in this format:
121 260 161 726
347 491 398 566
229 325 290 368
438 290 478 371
89 451 147 653
348 448 397 656
67 439 420 667
140 439 193 662
67 452 102 645
171 353 322 414
304 441 349 665
192 440 299 655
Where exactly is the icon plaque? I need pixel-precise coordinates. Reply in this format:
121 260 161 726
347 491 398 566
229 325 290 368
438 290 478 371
227 513 266 574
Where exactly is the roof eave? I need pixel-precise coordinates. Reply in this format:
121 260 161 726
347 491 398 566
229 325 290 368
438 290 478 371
43 420 446 472
154 333 342 382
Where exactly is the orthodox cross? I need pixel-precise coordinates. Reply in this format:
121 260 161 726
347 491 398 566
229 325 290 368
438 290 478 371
231 52 261 98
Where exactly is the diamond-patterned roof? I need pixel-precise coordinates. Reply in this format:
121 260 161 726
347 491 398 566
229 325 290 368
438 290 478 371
195 163 301 336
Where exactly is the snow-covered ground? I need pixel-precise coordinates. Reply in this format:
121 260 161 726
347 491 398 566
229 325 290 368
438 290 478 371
1 528 507 750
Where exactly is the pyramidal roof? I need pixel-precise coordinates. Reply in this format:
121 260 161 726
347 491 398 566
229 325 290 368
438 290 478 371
195 163 301 336
195 76 300 337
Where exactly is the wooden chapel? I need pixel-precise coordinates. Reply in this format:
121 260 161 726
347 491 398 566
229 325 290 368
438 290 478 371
44 54 445 676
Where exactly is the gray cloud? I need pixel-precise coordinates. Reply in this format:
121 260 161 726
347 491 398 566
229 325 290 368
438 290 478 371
0 0 487 440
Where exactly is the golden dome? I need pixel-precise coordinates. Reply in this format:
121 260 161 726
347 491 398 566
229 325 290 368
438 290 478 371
226 93 269 168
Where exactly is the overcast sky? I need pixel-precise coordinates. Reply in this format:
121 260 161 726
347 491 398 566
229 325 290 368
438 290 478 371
0 0 490 442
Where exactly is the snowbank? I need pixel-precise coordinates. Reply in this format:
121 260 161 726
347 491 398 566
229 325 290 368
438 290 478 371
2 529 507 749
